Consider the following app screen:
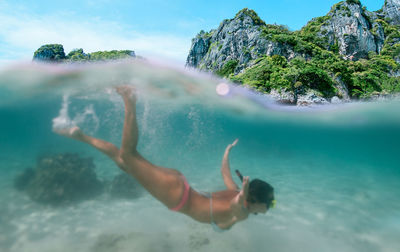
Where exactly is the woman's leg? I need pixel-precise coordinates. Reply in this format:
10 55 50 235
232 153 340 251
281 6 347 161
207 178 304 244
116 86 139 157
116 86 186 209
55 127 123 166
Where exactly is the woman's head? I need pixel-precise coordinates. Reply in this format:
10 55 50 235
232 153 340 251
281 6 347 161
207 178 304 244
247 179 274 212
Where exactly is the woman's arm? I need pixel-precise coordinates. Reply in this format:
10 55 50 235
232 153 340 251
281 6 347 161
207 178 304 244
221 139 239 190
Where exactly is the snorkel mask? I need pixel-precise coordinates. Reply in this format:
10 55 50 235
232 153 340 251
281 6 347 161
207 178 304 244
270 199 277 209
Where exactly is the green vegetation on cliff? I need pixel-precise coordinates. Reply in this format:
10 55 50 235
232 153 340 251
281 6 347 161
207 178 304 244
231 55 336 98
231 52 399 99
216 7 400 100
216 60 239 77
377 19 400 59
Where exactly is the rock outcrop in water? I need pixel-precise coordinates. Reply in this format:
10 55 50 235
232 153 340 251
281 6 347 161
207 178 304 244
186 0 400 104
14 153 146 205
33 44 136 62
14 153 104 206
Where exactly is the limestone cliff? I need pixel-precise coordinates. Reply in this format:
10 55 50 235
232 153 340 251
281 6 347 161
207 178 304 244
186 1 400 104
187 9 268 73
187 1 400 67
186 9 309 74
311 1 382 60
382 0 400 25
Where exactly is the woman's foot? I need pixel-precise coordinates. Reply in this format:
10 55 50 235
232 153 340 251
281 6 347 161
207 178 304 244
54 126 84 140
116 85 136 102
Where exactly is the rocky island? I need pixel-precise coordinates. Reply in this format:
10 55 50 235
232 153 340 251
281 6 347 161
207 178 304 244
33 44 136 62
187 0 400 105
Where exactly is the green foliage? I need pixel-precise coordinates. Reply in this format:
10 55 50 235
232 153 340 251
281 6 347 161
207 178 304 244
225 4 400 100
376 19 400 59
299 16 331 49
88 50 135 61
229 49 400 99
346 0 361 5
331 40 340 54
231 56 326 95
216 60 239 77
261 24 291 38
297 65 335 97
66 48 89 61
33 44 66 61
346 55 400 98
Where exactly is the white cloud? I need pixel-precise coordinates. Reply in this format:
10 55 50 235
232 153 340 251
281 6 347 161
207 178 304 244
0 7 191 64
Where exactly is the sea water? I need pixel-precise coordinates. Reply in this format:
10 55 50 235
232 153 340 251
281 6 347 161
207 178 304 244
0 60 399 252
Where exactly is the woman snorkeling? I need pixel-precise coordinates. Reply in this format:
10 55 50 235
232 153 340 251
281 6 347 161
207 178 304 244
56 86 275 231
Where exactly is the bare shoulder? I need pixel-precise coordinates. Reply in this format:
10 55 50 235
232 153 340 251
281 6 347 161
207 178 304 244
230 194 249 222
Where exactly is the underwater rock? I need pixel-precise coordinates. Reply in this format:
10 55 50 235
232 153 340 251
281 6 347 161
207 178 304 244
109 173 144 199
14 168 35 191
14 153 104 206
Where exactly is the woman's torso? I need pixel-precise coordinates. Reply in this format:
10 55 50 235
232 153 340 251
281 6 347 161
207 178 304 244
181 189 240 228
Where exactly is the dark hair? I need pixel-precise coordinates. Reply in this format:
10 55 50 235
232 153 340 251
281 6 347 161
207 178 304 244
247 179 274 208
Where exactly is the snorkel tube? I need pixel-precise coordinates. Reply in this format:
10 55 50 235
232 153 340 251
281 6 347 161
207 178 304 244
235 169 243 182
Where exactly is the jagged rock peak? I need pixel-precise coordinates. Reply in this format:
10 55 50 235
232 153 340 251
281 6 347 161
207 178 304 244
186 8 275 73
232 8 266 26
382 0 400 25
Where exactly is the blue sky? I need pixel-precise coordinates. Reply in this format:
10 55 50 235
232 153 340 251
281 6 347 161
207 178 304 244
0 0 385 64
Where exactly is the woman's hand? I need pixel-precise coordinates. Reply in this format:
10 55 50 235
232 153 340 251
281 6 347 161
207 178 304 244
238 176 249 206
227 139 239 151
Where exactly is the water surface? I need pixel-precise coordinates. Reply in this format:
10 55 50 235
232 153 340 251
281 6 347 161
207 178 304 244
0 60 399 252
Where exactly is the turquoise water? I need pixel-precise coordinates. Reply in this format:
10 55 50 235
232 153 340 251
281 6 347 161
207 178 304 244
0 61 399 252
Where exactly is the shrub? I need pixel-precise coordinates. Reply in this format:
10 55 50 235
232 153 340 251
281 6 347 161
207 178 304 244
33 44 66 62
216 60 239 77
